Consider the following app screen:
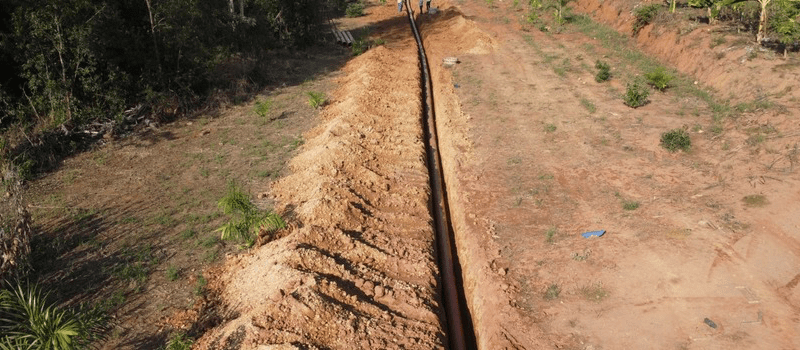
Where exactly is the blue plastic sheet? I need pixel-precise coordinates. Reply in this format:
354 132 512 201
581 230 606 238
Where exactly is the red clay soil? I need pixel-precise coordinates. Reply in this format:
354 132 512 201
189 0 800 348
192 18 448 350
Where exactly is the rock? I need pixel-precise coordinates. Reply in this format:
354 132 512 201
374 285 385 298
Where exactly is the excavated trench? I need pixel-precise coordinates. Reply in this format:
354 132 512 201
402 4 476 349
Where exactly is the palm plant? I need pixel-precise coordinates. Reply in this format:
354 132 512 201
0 282 105 349
216 181 285 246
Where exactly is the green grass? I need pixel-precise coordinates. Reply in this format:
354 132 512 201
544 123 557 133
545 226 557 243
580 98 596 113
166 266 180 281
216 180 285 246
544 284 561 300
660 128 691 152
632 4 660 35
253 98 273 119
193 274 207 296
165 332 194 350
622 200 640 210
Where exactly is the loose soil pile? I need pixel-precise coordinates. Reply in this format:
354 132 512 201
193 44 447 348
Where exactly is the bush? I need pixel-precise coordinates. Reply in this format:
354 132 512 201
632 4 660 35
216 181 285 246
623 81 649 108
594 60 611 82
346 2 366 17
644 67 673 91
0 282 107 349
660 128 691 152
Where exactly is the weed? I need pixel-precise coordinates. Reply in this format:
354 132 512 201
545 226 557 243
194 274 207 296
710 36 727 48
352 38 367 56
508 157 522 165
645 67 673 91
632 4 660 35
198 234 219 248
660 128 691 152
345 2 365 17
742 194 768 207
622 200 640 210
580 98 596 113
544 123 557 133
166 332 194 350
253 98 273 119
180 228 197 240
746 134 766 146
199 168 210 178
216 181 285 245
580 283 609 302
594 60 611 82
623 81 649 108
544 284 561 300
166 266 180 281
306 91 326 109
203 250 219 263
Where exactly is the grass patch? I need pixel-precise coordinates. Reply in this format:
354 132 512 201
545 226 557 243
253 98 273 119
742 194 768 207
660 128 691 152
622 200 640 210
544 284 561 300
580 283 609 302
544 123 557 133
193 274 207 296
580 98 596 113
166 266 180 281
165 331 194 350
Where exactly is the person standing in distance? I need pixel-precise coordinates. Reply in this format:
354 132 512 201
398 0 404 12
418 0 431 13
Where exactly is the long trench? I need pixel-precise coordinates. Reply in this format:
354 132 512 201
402 4 477 349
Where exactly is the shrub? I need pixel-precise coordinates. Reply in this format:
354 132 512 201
166 332 193 350
623 81 649 108
644 67 673 91
632 4 660 35
216 181 285 246
544 284 561 300
307 92 327 109
594 60 611 82
660 128 691 152
622 200 640 210
352 38 367 56
346 2 366 17
0 282 106 349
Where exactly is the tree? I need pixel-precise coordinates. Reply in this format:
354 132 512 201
772 0 800 55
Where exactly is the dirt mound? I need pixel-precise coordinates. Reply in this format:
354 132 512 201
193 44 447 349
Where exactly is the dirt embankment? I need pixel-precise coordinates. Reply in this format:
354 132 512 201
573 0 800 105
192 43 447 349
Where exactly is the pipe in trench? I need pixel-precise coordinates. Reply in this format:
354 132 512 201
402 4 475 350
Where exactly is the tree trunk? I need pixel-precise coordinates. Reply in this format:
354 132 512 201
144 0 162 75
757 0 770 43
229 0 234 13
240 0 244 17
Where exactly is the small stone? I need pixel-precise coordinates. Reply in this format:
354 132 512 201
498 268 507 276
363 281 375 296
374 285 385 298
